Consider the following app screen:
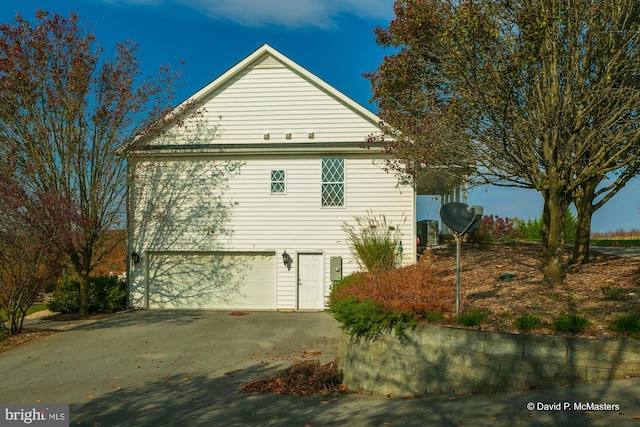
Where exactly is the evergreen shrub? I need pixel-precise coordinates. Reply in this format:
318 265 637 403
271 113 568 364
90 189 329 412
48 275 126 314
514 314 542 331
552 314 591 333
609 313 640 337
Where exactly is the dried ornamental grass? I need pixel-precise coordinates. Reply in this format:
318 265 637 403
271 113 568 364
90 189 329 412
342 211 405 274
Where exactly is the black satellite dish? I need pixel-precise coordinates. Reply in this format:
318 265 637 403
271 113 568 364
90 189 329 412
439 202 484 315
440 202 482 234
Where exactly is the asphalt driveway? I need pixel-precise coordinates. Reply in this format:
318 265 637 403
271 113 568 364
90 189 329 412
3 310 640 426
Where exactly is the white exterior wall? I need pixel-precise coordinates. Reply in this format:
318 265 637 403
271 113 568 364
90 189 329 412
127 45 417 310
128 153 415 309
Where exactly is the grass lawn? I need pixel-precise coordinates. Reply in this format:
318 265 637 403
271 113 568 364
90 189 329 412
0 303 49 322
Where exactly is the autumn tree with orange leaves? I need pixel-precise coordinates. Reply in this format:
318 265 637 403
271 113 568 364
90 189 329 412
0 10 183 315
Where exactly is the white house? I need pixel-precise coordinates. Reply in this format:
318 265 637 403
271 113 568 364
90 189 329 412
125 44 416 311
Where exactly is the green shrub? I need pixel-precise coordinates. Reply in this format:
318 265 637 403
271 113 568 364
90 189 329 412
48 275 126 314
329 297 383 338
514 314 542 331
606 287 626 301
91 275 127 313
515 216 543 240
328 297 416 339
48 280 81 314
552 314 591 333
342 211 405 274
515 209 577 241
331 273 364 293
564 209 578 241
609 313 640 337
455 311 485 327
421 311 444 323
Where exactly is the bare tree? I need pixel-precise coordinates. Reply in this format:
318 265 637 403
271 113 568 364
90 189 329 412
367 0 640 286
0 172 63 334
0 10 183 314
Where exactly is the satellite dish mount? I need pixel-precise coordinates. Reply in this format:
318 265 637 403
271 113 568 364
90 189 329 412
439 203 484 315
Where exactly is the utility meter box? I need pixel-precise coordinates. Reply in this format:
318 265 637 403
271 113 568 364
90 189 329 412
330 256 342 281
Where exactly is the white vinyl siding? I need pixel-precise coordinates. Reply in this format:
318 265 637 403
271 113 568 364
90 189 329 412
128 155 414 310
149 55 379 147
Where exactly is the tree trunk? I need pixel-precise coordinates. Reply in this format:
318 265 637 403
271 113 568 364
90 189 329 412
79 273 90 317
4 278 38 335
543 190 567 287
572 205 593 265
541 190 550 249
9 309 25 335
571 180 597 265
72 248 93 317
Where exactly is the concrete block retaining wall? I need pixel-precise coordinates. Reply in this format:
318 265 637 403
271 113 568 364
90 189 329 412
338 324 640 397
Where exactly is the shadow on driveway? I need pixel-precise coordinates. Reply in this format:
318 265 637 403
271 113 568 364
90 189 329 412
72 309 212 331
7 310 640 426
70 366 640 427
70 367 351 426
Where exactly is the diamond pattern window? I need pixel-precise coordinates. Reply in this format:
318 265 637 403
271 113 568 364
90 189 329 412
271 169 285 193
321 158 344 206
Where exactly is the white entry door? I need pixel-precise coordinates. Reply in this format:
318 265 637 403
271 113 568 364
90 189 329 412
298 254 324 310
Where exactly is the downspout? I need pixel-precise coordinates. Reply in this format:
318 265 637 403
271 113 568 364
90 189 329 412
125 157 132 309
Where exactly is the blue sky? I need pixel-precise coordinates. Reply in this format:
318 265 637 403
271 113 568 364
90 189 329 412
2 0 639 233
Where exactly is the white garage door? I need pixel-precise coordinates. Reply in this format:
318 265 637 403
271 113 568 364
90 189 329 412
146 252 276 309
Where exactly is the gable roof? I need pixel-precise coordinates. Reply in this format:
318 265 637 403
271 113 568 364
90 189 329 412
187 43 380 126
128 44 382 154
